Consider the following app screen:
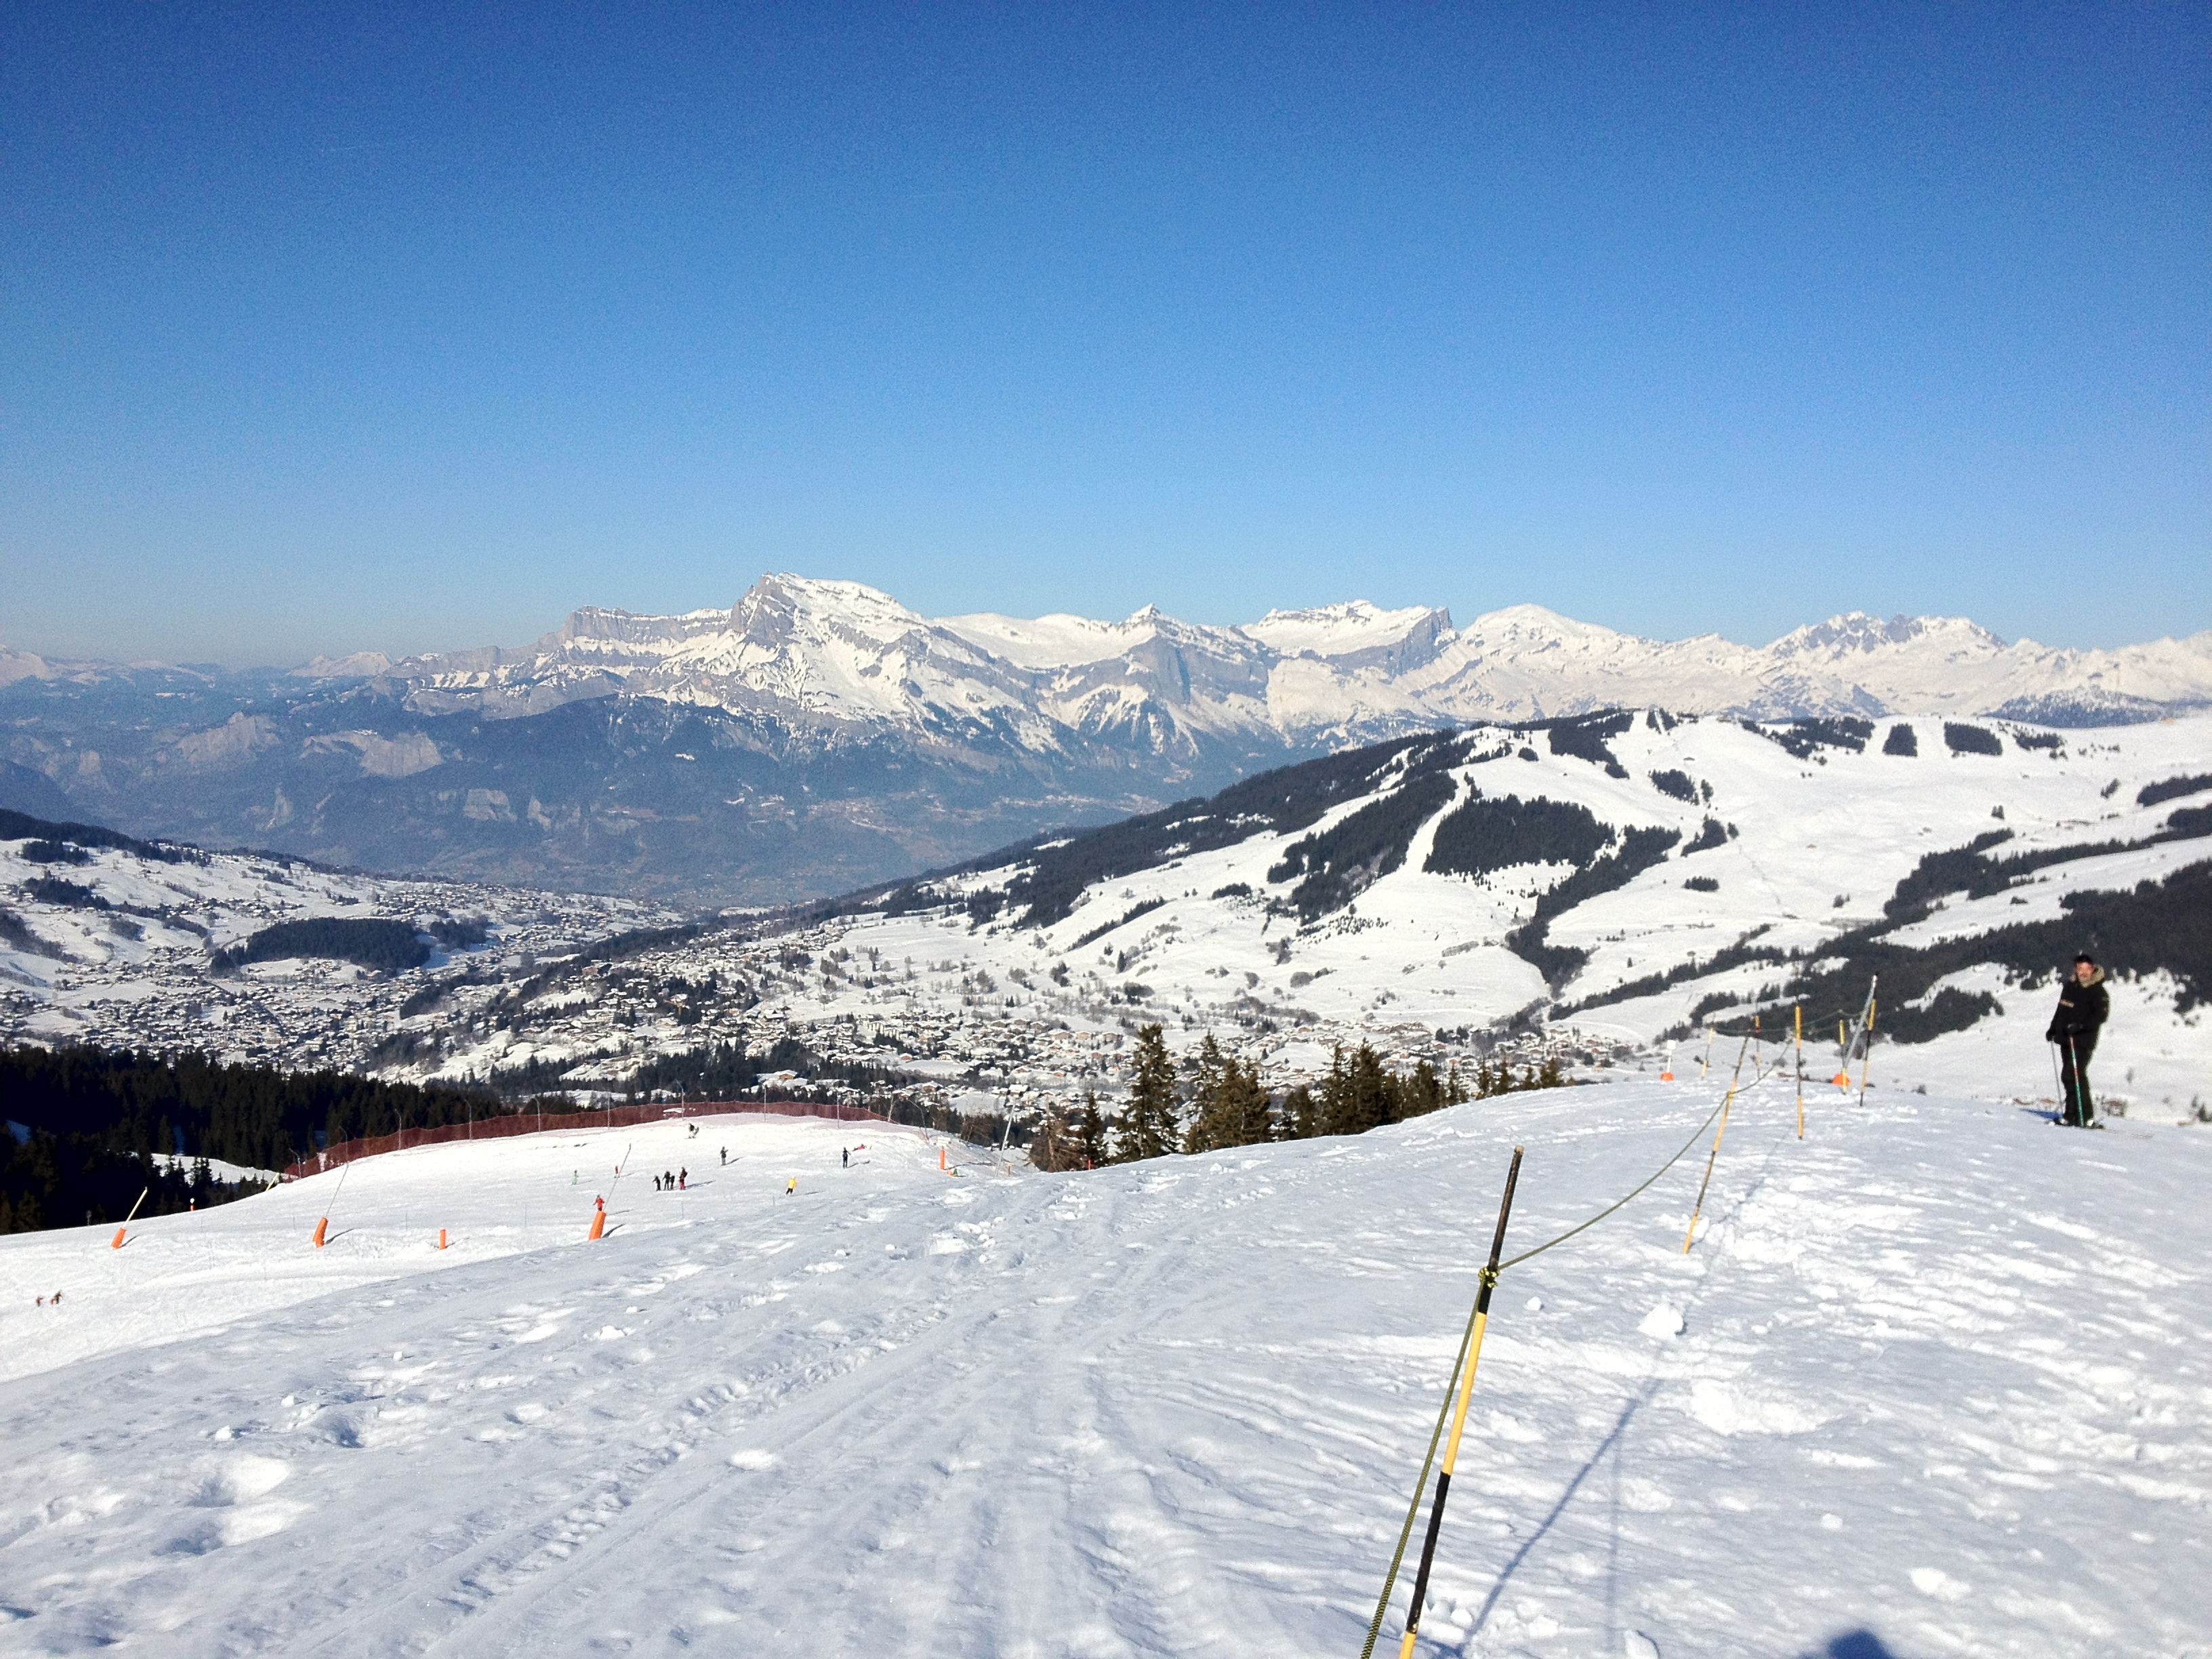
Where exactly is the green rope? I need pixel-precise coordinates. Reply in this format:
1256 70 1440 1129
1499 1090 1732 1271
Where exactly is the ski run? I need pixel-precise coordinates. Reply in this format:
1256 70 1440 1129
3 1079 2207 1657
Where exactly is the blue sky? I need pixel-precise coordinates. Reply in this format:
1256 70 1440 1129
3 3 2205 665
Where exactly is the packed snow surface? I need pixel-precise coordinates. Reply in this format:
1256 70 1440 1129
4 1086 2207 1658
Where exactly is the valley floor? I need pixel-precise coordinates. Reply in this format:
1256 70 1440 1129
1 1088 2207 1657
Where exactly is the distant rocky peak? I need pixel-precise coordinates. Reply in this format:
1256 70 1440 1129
1770 612 2009 658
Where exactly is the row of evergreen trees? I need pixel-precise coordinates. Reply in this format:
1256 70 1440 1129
1028 1025 1568 1171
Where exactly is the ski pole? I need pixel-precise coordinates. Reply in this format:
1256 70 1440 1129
1389 1147 1523 1659
1682 1035 1750 1254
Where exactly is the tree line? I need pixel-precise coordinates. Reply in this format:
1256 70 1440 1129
1027 1023 1568 1172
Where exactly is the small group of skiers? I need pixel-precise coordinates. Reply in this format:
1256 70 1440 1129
2045 952 2109 1128
652 1168 688 1191
34 1290 62 1309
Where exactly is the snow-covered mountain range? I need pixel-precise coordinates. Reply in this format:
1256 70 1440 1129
5 575 2208 903
325 573 2212 737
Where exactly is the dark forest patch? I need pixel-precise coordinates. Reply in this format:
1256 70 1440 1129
1425 792 1614 879
211 917 430 976
1942 722 2003 756
1271 771 1458 920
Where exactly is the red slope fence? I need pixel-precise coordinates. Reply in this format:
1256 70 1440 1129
280 1097 895 1182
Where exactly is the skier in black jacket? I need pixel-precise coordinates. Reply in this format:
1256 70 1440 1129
2045 954 2109 1127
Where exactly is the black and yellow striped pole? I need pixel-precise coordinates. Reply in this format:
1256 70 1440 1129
1390 1147 1523 1659
1681 1034 1750 1254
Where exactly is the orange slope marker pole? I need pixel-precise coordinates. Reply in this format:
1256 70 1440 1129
438 1227 449 1251
110 1186 149 1250
314 1159 352 1248
589 1142 633 1240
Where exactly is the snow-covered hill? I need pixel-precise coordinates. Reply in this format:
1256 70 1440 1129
2 1088 2207 1656
779 707 2212 1119
12 707 2205 1126
0 812 679 1073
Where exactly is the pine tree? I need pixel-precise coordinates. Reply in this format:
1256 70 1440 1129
1401 1058 1445 1118
1225 1059 1273 1145
1119 1024 1179 1161
1318 1045 1355 1136
1444 1061 1470 1106
1279 1084 1319 1139
1029 1101 1073 1172
1076 1090 1107 1167
1182 1035 1231 1153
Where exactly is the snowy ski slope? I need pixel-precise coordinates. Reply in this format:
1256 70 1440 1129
3 1088 2207 1656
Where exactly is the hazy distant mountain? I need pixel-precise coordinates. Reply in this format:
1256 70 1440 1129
3 574 2206 903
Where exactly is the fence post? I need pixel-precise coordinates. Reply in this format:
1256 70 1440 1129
1382 1147 1524 1659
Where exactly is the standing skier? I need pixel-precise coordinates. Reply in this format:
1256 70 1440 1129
2045 953 2109 1127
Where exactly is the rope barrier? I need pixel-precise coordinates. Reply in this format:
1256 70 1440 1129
1494 1089 1732 1273
1353 984 1878 1653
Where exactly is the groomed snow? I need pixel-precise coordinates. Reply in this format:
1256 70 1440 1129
3 1088 2206 1656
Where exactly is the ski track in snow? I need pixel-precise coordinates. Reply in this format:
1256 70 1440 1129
1 1096 2207 1658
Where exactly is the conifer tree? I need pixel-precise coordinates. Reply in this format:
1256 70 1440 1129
1029 1101 1074 1172
1119 1023 1179 1160
1279 1084 1319 1139
1401 1058 1444 1118
1182 1035 1231 1153
1076 1090 1107 1167
1224 1059 1273 1145
1317 1045 1353 1136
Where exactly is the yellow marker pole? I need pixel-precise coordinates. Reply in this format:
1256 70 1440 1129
1856 980 1879 1108
1392 1147 1523 1659
1794 1005 1805 1139
1682 1035 1750 1254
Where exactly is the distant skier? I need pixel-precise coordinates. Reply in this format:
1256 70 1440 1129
2046 953 2110 1127
720 1147 726 1166
653 1173 663 1192
678 1168 687 1191
785 1176 797 1197
841 1147 848 1169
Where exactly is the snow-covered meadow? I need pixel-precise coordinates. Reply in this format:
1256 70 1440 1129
3 1085 2207 1656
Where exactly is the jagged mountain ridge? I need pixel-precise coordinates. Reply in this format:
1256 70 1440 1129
347 575 2212 736
3 577 2207 905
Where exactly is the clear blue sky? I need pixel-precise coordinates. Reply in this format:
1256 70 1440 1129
3 3 2205 665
